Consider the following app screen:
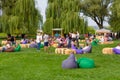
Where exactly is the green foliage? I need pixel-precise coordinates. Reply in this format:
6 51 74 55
1 0 42 34
80 0 112 29
109 0 120 32
87 26 95 34
43 0 86 34
0 33 7 37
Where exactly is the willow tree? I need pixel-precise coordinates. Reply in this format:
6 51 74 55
80 0 112 29
43 0 86 34
1 0 42 34
109 0 120 32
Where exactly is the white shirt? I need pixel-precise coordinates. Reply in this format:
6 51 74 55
82 46 89 51
71 33 77 38
36 35 42 43
43 34 49 42
115 46 120 49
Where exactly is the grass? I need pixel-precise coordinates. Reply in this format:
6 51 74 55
0 40 120 80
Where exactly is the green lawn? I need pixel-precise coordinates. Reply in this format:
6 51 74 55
0 40 120 80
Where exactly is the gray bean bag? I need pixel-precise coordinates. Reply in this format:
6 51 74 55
62 53 78 69
83 45 92 53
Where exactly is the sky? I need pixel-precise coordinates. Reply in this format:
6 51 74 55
35 0 109 29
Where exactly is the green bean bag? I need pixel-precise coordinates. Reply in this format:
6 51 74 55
77 57 95 68
14 44 21 52
91 39 99 46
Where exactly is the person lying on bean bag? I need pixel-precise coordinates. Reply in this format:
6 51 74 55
2 43 14 52
62 53 78 69
82 44 92 53
4 47 14 52
113 43 120 54
29 39 37 48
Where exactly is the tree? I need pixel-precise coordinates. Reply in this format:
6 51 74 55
109 0 120 32
80 0 112 29
1 0 42 34
43 0 86 34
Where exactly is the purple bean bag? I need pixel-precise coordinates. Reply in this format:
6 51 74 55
113 48 120 54
83 45 92 53
76 49 83 54
71 45 83 54
62 53 78 69
71 44 77 49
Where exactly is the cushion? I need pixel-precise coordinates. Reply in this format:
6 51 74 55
77 57 95 68
62 53 78 69
113 48 120 54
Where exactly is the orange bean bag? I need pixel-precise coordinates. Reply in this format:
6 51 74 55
65 49 76 55
101 41 114 44
102 48 113 54
20 44 30 48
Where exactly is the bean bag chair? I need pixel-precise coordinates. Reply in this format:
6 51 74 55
4 47 14 52
20 44 27 48
71 44 77 49
71 45 83 54
64 49 76 55
14 44 21 52
91 40 98 46
62 53 78 69
83 45 92 53
76 49 83 54
29 43 37 48
77 57 95 68
113 48 120 54
102 48 113 54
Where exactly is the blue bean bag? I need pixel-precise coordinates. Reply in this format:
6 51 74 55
113 48 120 54
77 57 95 68
62 53 78 69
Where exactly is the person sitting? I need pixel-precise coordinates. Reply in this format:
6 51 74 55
82 44 92 53
29 39 37 48
20 39 28 44
113 43 120 54
115 43 120 49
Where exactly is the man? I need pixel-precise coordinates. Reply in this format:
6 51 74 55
36 33 42 51
43 33 49 52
